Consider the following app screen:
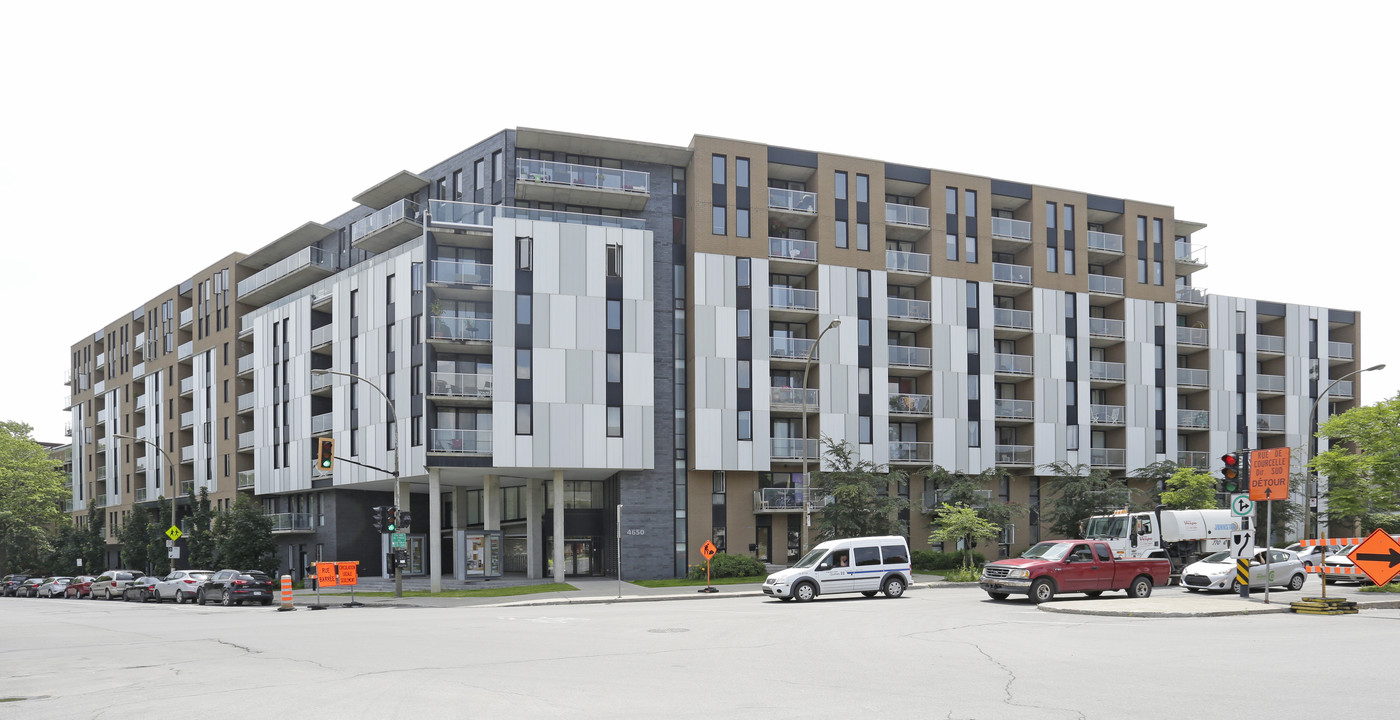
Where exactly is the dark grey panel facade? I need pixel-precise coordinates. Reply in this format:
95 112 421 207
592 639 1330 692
884 162 930 185
990 179 1032 200
766 146 819 169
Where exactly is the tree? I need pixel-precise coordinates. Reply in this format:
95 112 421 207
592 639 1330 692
78 497 106 573
118 505 152 572
1158 467 1220 510
213 492 276 573
920 464 1022 544
1040 462 1134 539
1130 460 1182 506
1313 393 1400 534
928 503 1002 569
146 495 173 575
186 486 216 570
810 438 910 542
0 421 67 572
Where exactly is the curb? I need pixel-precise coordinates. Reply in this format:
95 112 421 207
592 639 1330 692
1037 603 1293 618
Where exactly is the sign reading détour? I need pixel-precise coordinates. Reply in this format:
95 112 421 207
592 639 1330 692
1249 447 1290 501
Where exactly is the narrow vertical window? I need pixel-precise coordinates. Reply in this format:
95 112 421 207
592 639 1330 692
736 158 749 188
712 206 726 235
607 407 623 437
835 172 848 201
856 174 869 203
712 154 726 185
516 403 532 435
607 243 623 277
835 220 849 249
737 208 750 238
856 222 869 251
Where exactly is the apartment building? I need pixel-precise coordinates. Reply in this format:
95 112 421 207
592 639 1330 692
64 128 1364 583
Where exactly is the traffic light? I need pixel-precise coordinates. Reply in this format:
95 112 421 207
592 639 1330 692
385 506 398 533
1221 453 1242 493
371 505 388 534
397 511 412 530
315 438 335 471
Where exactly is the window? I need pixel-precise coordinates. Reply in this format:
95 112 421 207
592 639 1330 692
607 353 622 383
516 349 532 380
492 151 503 182
856 222 869 251
737 208 750 238
835 171 847 201
738 410 752 440
859 416 872 444
1046 202 1056 229
475 159 486 190
607 407 623 437
856 174 869 203
1063 204 1074 231
881 545 908 564
516 403 532 435
516 294 531 325
835 220 849 249
736 257 751 287
946 233 958 261
945 187 957 215
964 189 977 218
607 300 622 330
737 309 750 338
966 281 979 309
737 360 750 389
712 206 726 235
965 235 977 263
1064 248 1075 275
853 545 881 566
736 158 749 188
1047 246 1058 272
607 243 623 277
517 236 533 270
712 155 725 185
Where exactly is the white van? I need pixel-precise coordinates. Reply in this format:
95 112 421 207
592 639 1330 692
762 535 912 602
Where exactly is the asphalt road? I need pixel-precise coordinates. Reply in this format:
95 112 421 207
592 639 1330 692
2 584 1394 719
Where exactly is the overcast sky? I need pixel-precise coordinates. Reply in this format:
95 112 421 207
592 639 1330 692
4 1 1396 443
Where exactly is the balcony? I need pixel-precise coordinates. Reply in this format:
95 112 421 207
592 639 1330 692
180 410 194 429
428 199 646 232
1175 286 1208 306
1258 413 1286 434
96 494 110 508
1086 230 1124 256
63 368 72 386
181 445 195 463
237 354 255 376
179 307 193 328
429 429 492 455
1257 334 1285 354
886 249 931 275
64 420 72 437
1089 404 1126 425
1328 341 1354 361
1177 367 1209 388
1178 409 1210 430
889 442 933 465
1089 361 1125 384
1177 326 1208 348
180 481 193 496
1175 240 1207 268
429 260 494 295
922 489 992 512
767 187 818 227
888 393 933 416
995 445 1034 466
991 217 1032 242
1090 448 1126 468
994 399 1034 422
311 324 334 350
887 297 932 323
237 471 255 490
269 513 315 533
515 158 650 211
350 198 424 254
753 488 830 513
237 391 255 413
238 431 254 451
769 237 818 265
770 386 819 411
994 308 1033 334
311 372 335 393
1088 274 1124 296
888 345 932 368
97 408 110 425
1256 374 1286 394
885 202 931 241
993 353 1032 376
94 464 108 481
1330 380 1355 399
428 316 493 345
96 352 106 369
1088 317 1125 341
236 246 337 307
61 499 73 513
992 262 1032 287
771 437 819 461
429 372 494 403
311 412 333 436
135 488 148 503
179 375 194 395
770 287 819 313
771 336 817 362
1178 450 1210 470
134 393 148 412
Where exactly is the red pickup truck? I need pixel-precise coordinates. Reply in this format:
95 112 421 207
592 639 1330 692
979 540 1172 603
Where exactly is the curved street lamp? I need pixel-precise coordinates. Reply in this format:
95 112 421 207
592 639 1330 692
111 432 180 574
1302 362 1384 543
800 317 841 556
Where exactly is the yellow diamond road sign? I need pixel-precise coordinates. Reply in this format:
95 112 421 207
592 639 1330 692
166 525 182 542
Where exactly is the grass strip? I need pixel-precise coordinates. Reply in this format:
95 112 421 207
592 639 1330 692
631 575 767 588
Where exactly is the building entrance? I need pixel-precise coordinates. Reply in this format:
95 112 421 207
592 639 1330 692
548 538 602 576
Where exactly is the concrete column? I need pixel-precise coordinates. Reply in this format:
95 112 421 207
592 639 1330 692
483 474 500 531
526 479 542 579
429 468 442 593
553 469 566 584
452 487 467 580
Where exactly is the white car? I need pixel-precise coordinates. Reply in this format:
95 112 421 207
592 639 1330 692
152 570 216 603
1283 541 1345 568
763 535 912 602
1180 548 1307 593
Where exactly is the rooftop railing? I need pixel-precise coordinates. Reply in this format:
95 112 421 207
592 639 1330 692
350 198 422 243
429 199 646 231
517 158 649 194
237 246 337 298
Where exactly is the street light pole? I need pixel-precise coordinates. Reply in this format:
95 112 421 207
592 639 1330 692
310 368 402 597
111 433 180 575
1302 363 1384 543
800 318 841 557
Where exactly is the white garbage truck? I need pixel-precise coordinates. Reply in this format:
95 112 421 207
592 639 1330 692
1081 507 1242 575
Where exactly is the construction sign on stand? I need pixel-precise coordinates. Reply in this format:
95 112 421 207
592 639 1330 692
1249 447 1290 501
1348 528 1400 586
316 562 339 588
336 561 358 586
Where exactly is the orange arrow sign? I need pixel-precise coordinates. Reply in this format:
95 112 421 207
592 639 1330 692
1348 528 1400 586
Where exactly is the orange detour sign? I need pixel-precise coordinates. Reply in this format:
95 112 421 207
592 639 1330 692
316 562 338 588
1249 447 1290 501
700 540 718 560
337 561 358 586
1348 528 1400 586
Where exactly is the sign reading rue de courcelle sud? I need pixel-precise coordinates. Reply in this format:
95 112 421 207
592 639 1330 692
1249 447 1290 501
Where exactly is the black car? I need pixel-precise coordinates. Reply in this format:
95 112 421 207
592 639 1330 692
1 574 31 597
16 577 46 597
198 569 275 606
123 576 162 603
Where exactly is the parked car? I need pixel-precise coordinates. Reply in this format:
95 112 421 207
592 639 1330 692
1283 541 1346 568
123 576 163 603
762 536 913 602
1180 548 1307 592
91 570 145 601
64 576 97 599
198 569 276 606
979 540 1171 603
17 577 47 597
1 574 31 597
37 577 73 598
153 570 215 603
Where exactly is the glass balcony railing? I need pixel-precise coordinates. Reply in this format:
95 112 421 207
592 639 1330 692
269 513 315 532
1178 409 1210 429
428 199 646 231
753 488 830 512
180 410 194 428
1089 361 1125 382
429 316 493 342
96 352 106 368
771 336 817 360
178 341 193 360
1177 367 1209 387
991 217 1032 241
1175 286 1208 306
768 187 817 214
1178 450 1210 470
1088 274 1124 296
517 158 649 194
237 392 255 412
1331 380 1355 399
1091 448 1126 467
994 399 1033 420
889 442 933 463
237 432 254 451
430 372 494 398
311 324 334 348
771 438 819 460
770 287 819 311
1175 240 1206 265
993 353 1032 375
994 308 1033 331
886 249 931 274
887 297 932 321
179 376 194 394
1328 341 1354 360
992 262 1032 285
311 372 335 392
769 237 818 262
96 494 110 508
430 260 493 287
1256 374 1286 393
1257 334 1285 353
311 412 333 435
1089 404 1125 425
770 386 819 408
995 445 1034 465
135 488 148 503
430 429 492 454
237 471 255 490
885 202 930 228
350 198 423 244
889 345 932 367
237 246 337 298
181 445 195 462
888 393 933 415
237 354 255 374
180 481 193 496
1257 413 1286 432
1086 230 1123 254
179 307 193 327
1088 317 1125 339
1177 326 1208 346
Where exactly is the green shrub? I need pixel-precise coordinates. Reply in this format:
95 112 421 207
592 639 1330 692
687 552 767 580
911 550 985 572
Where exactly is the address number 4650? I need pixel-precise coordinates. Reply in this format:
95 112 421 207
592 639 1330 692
625 529 646 536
